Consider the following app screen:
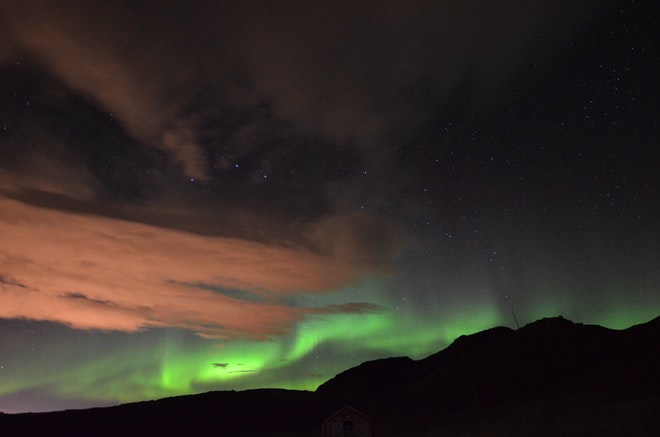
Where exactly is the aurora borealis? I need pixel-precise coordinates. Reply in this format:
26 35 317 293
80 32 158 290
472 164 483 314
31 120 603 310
1 0 659 413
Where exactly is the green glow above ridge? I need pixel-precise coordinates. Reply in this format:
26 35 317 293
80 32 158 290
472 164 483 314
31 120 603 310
32 303 504 405
157 339 283 390
285 312 393 361
586 305 660 330
2 285 657 412
520 285 660 330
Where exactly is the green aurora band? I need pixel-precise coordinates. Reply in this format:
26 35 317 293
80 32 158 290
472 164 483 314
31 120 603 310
1 290 657 412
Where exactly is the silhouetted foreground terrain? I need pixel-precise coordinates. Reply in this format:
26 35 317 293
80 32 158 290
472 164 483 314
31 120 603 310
2 316 659 435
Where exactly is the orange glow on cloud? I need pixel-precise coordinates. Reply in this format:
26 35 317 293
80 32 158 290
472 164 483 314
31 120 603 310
0 195 375 340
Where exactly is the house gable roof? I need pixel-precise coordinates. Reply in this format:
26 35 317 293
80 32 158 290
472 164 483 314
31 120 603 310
323 405 372 423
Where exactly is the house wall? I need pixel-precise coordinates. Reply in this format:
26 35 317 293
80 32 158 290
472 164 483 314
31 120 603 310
322 407 373 437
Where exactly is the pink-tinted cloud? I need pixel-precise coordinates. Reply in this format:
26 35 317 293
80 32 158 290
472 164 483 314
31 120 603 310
0 195 380 340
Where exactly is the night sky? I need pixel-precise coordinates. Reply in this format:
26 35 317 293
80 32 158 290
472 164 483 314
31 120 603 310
1 0 658 413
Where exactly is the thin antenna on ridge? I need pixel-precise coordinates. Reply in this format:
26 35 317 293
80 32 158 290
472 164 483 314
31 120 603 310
511 310 520 329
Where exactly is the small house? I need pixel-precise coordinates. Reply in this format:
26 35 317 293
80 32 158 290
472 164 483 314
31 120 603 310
322 405 373 437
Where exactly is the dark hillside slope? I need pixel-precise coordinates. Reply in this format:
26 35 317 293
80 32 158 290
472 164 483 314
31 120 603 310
316 316 660 435
0 389 341 436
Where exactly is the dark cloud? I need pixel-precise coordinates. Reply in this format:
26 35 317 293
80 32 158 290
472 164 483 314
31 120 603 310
0 0 604 185
189 285 267 303
0 62 166 202
0 2 610 260
315 302 384 315
304 212 404 267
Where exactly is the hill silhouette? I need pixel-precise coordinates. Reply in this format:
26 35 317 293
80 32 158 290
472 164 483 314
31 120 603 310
2 316 659 435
